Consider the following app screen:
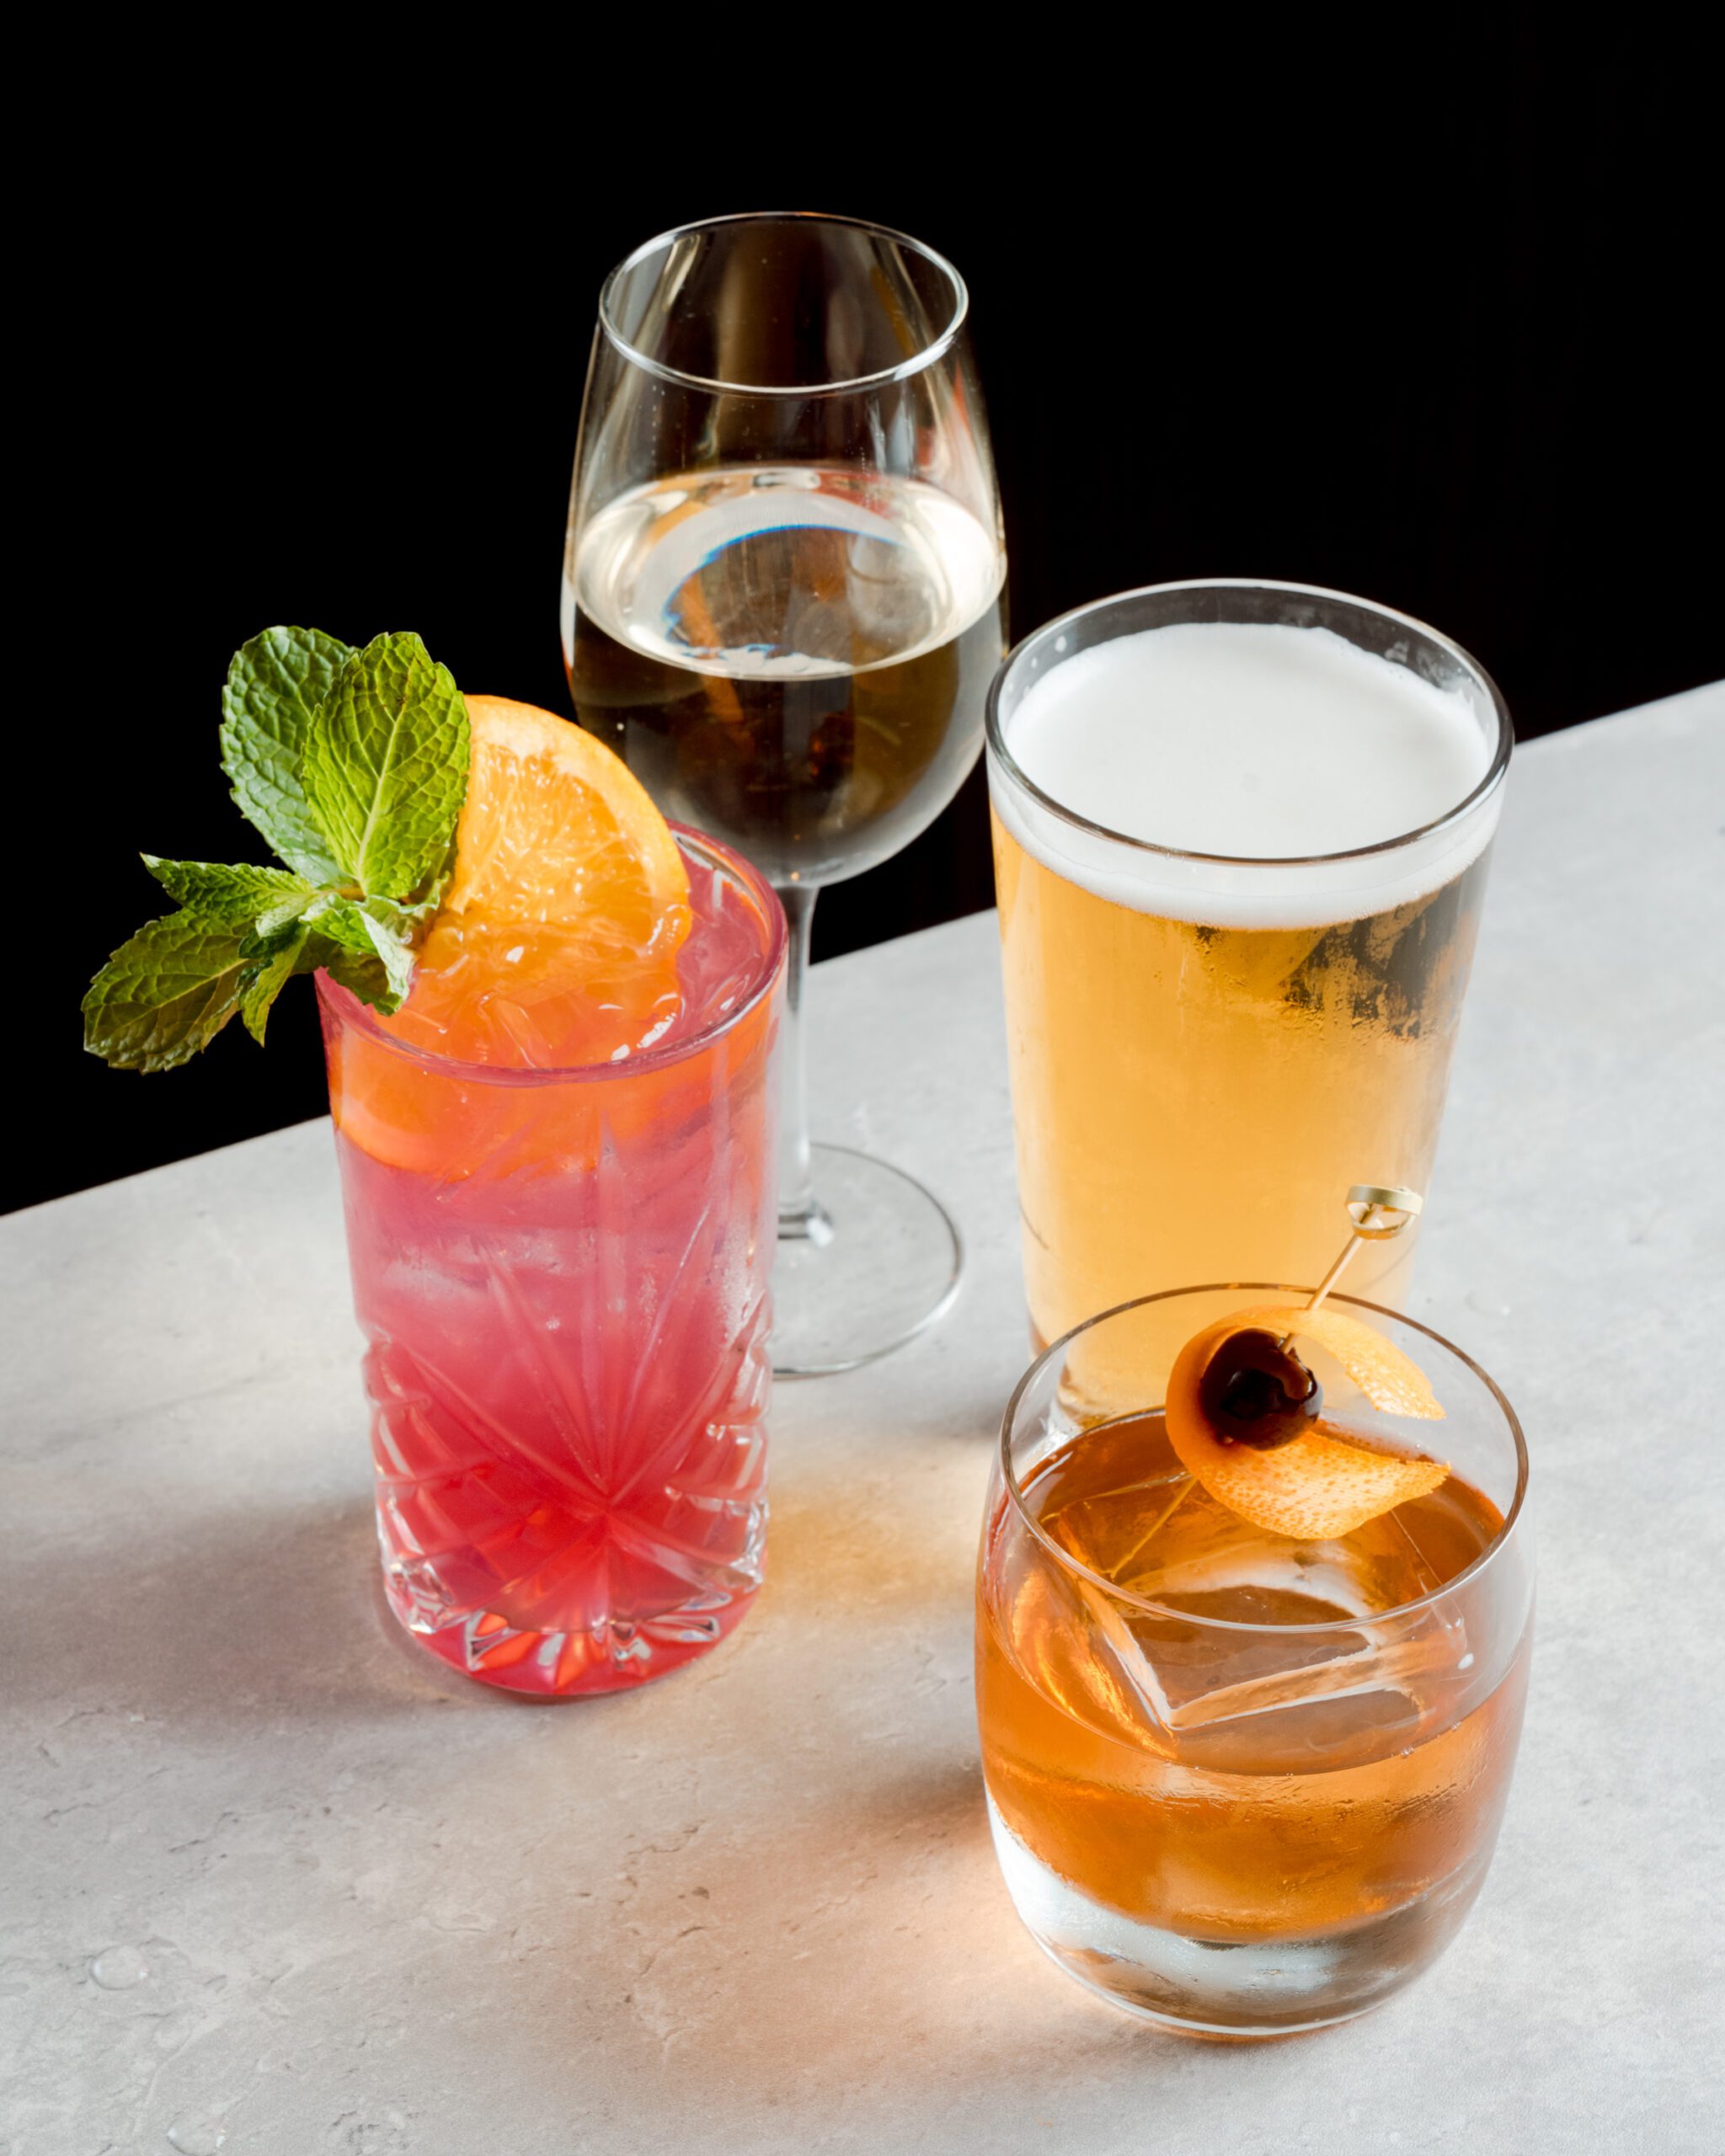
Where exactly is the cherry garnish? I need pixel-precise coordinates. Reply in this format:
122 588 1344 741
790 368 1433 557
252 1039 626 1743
1199 1328 1324 1450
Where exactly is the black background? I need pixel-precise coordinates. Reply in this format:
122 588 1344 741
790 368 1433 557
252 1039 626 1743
24 43 1717 1213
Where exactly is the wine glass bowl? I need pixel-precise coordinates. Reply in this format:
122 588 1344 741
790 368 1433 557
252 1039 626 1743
567 464 1002 889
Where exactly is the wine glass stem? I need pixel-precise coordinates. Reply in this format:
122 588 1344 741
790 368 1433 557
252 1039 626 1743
775 881 825 1238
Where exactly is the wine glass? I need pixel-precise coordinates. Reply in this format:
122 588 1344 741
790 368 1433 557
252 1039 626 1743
563 211 1006 1375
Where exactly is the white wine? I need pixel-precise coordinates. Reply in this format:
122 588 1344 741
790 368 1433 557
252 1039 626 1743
563 465 1006 885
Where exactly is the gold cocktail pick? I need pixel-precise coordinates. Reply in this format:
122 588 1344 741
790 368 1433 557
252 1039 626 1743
1300 1182 1438 1585
1300 1183 1424 1319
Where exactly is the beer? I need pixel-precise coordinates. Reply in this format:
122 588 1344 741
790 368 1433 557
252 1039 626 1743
563 464 1006 886
988 594 1509 1352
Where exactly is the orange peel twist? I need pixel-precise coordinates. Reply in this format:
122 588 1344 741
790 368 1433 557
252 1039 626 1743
1165 1304 1450 1541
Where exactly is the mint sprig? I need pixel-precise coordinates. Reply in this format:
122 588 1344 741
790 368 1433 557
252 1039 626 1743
84 627 470 1072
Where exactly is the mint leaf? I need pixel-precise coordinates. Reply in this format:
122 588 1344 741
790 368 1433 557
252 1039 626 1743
83 915 249 1072
303 933 395 1011
221 627 352 881
301 632 469 902
353 893 439 942
238 925 310 1045
248 889 320 944
142 856 312 924
308 897 416 1011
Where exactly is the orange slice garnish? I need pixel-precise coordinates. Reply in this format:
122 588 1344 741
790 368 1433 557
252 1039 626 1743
436 697 686 942
404 695 690 1063
324 697 692 1176
1165 1305 1450 1540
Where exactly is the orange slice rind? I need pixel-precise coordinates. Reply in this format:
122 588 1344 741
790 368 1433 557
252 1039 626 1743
1268 1304 1444 1420
1165 1306 1450 1541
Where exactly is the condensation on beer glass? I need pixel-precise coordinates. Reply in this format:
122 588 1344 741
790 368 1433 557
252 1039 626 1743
985 580 1512 1374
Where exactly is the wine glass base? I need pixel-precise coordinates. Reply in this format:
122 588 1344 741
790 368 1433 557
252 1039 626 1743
772 1143 963 1377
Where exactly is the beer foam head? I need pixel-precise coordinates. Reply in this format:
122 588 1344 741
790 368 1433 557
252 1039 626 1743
991 621 1503 928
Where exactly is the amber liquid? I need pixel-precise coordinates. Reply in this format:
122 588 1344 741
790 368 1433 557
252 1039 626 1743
991 812 1491 1353
977 1414 1529 1988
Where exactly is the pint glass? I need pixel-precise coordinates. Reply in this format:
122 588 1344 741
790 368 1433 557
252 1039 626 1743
986 581 1511 1353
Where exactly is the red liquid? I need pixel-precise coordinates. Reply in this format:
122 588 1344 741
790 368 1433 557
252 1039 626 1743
320 837 782 1696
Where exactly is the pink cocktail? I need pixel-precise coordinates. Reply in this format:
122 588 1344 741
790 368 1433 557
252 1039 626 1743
318 830 785 1697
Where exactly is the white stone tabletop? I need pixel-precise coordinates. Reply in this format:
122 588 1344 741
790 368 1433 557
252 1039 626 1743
5 683 1723 2155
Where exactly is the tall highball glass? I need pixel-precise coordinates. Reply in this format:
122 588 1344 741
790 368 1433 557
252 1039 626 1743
986 582 1511 1374
977 1288 1534 2035
320 830 784 1699
564 211 1007 1375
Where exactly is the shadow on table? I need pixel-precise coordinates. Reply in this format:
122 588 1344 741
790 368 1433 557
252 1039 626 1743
1 1396 994 1734
0 1486 465 1730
